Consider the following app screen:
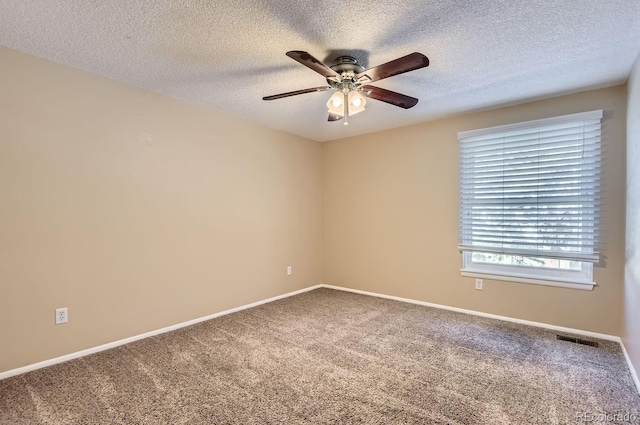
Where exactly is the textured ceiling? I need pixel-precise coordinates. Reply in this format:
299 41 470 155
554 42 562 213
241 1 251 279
1 1 640 142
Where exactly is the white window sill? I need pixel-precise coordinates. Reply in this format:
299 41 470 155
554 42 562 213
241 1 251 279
460 269 596 291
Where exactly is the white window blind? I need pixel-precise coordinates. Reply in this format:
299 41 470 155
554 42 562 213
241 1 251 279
458 110 602 263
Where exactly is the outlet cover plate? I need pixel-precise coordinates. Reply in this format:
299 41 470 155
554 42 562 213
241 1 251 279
55 307 68 324
475 279 483 290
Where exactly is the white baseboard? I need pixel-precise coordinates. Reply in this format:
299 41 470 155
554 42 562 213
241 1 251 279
3 282 640 398
620 339 640 396
320 284 619 340
0 285 322 381
320 284 640 396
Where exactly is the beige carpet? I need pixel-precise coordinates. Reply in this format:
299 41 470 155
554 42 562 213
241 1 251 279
1 288 639 424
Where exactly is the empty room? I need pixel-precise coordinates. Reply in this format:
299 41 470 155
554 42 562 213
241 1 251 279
2 1 640 423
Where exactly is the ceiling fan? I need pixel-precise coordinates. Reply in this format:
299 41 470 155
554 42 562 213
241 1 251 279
263 51 429 125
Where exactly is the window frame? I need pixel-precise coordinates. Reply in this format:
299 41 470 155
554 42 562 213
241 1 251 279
458 110 602 290
461 251 594 290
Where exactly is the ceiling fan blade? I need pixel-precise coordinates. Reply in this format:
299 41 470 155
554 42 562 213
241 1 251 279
286 51 340 78
362 85 419 109
328 112 343 122
263 86 331 101
356 52 429 83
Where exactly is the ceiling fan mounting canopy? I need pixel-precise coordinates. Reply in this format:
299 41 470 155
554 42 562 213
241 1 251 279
329 56 365 75
263 50 429 124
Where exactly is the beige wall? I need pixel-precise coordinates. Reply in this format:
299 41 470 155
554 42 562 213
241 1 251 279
0 47 323 373
625 53 640 384
324 86 627 335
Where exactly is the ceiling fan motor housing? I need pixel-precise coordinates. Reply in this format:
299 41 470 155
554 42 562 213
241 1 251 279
328 56 364 90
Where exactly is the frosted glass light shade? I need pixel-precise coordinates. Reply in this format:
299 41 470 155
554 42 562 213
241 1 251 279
348 91 366 116
326 91 367 117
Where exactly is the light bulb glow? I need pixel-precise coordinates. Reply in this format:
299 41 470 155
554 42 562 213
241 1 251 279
348 91 366 116
327 92 344 116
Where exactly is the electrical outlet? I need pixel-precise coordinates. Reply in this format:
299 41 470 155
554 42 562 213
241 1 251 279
475 279 483 290
55 307 68 325
287 266 292 276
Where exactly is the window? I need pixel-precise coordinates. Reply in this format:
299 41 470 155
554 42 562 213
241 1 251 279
458 110 602 290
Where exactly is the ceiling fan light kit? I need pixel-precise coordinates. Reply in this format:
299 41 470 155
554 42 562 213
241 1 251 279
263 51 429 126
326 91 366 126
